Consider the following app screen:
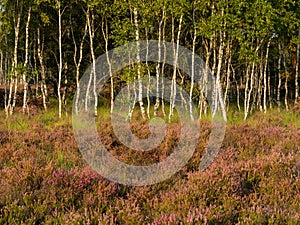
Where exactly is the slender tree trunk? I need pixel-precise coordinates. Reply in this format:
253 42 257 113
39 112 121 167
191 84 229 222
232 65 240 111
10 10 22 115
133 7 146 119
4 36 8 115
0 51 2 86
189 28 196 121
102 18 114 114
86 8 98 116
169 14 183 121
263 35 273 113
244 65 250 120
277 43 282 109
145 29 151 118
58 3 63 118
295 29 300 103
224 41 232 109
72 14 88 114
37 28 47 111
161 16 167 118
257 52 263 111
268 63 272 109
23 7 31 113
245 63 255 120
154 9 165 117
213 28 227 121
283 46 289 111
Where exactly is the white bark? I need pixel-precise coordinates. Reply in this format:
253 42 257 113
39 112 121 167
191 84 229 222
154 9 165 117
102 18 114 114
10 9 22 115
85 8 98 116
133 7 146 119
22 7 31 113
169 14 183 121
277 43 282 109
283 50 289 111
295 29 300 103
72 13 88 114
189 28 196 121
58 3 63 118
37 28 48 111
263 35 274 113
213 29 227 121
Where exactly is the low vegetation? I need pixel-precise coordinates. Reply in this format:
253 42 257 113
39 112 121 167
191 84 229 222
0 106 299 224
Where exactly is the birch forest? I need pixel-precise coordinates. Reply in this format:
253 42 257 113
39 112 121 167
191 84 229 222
0 0 299 119
1 0 300 224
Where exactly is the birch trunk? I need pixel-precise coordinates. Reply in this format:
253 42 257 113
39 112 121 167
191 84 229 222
154 9 165 117
277 43 282 109
145 29 151 118
295 29 300 103
10 10 22 115
4 36 8 115
161 16 167 118
37 28 48 111
189 28 196 121
58 3 63 118
133 7 146 119
263 35 273 113
72 14 88 114
283 50 289 111
169 14 183 121
86 9 98 116
22 7 31 113
213 27 227 121
244 65 250 120
102 18 114 114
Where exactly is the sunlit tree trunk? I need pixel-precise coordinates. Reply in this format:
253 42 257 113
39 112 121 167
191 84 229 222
145 29 151 118
133 7 146 119
58 2 63 118
154 9 165 117
189 27 196 121
102 17 114 114
295 29 300 103
4 36 8 115
86 8 98 116
161 15 167 118
283 46 289 111
72 13 88 115
22 7 31 113
10 6 22 115
224 41 232 110
37 28 48 111
263 35 274 113
213 25 227 121
169 14 183 121
277 43 282 109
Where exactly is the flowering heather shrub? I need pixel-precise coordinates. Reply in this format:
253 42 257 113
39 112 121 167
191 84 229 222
0 110 299 224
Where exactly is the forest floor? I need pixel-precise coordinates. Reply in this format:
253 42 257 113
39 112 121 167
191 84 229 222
0 106 299 224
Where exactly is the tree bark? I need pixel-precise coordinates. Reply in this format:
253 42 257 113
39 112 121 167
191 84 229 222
102 17 114 114
133 7 146 119
277 43 282 109
295 29 300 103
72 13 88 114
154 9 165 117
169 14 183 121
37 28 48 111
22 7 31 113
58 3 63 118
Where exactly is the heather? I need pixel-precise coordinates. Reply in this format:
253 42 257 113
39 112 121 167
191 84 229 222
0 109 299 224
